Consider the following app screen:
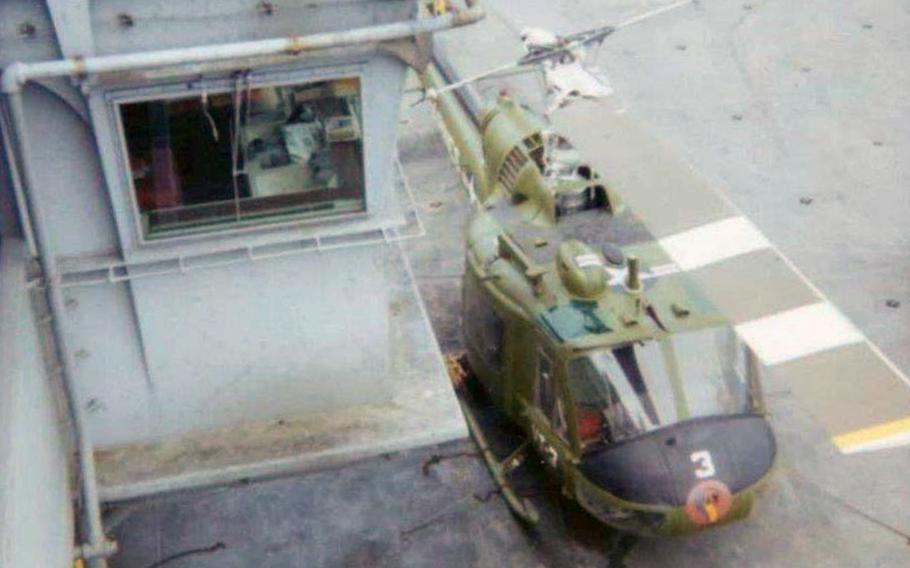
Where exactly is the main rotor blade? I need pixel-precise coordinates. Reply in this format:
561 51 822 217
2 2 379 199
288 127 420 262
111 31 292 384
613 0 694 31
432 60 522 97
433 0 695 97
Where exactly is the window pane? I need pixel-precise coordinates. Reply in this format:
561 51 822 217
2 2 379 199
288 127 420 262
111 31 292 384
672 327 751 417
568 354 649 442
567 327 755 443
120 77 365 238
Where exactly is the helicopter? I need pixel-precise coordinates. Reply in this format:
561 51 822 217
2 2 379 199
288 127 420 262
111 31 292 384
418 0 910 538
423 61 774 538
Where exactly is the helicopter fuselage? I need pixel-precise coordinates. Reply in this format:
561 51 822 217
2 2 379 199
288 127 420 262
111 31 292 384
462 211 775 535
424 63 777 536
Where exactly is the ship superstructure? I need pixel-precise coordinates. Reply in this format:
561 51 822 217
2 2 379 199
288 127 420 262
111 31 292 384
0 2 483 566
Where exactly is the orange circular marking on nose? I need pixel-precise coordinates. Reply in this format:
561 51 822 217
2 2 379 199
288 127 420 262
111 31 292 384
685 480 733 526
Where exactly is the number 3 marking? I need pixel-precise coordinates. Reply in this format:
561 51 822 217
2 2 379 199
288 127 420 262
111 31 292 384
690 450 716 479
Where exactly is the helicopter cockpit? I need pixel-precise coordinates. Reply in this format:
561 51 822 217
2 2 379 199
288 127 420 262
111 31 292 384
563 325 776 513
567 326 760 446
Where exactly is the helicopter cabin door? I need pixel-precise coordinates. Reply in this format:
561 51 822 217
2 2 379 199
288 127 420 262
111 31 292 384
529 344 572 472
462 272 507 403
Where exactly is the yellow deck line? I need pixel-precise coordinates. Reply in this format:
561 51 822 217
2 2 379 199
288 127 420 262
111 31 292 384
833 416 910 453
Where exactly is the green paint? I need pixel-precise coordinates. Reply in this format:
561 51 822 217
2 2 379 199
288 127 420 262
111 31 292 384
421 64 774 537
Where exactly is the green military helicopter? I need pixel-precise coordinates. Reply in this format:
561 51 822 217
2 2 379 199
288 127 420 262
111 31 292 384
420 39 776 537
418 0 910 543
421 70 776 537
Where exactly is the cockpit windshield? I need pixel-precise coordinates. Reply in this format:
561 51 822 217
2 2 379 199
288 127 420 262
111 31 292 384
568 327 756 444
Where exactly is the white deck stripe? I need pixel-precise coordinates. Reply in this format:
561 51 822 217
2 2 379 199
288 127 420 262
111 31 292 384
735 303 864 366
648 263 680 277
658 216 770 271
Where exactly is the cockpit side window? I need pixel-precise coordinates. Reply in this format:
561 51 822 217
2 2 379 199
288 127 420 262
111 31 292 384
567 356 639 445
536 348 569 441
613 345 661 425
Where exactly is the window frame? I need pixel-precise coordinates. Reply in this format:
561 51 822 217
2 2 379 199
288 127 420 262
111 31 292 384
535 345 569 444
566 351 621 446
104 65 370 246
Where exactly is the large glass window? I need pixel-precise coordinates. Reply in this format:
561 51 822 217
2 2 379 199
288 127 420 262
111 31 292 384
119 77 365 238
567 327 754 443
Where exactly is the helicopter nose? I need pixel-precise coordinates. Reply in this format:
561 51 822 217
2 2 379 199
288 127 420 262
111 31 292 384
579 415 776 508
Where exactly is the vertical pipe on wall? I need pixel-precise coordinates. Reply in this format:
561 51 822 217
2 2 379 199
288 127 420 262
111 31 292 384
6 92 114 567
0 106 38 257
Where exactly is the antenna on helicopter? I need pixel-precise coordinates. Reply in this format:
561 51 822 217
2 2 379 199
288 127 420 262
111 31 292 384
428 0 694 108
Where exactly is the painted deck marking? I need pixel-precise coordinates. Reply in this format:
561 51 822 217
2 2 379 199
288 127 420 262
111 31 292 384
735 303 864 366
659 216 770 271
833 416 910 454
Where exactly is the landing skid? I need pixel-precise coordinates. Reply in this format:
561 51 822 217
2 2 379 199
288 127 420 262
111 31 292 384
446 354 540 525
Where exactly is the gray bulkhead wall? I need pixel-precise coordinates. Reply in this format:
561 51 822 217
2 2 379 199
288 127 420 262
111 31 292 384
0 0 63 238
1 8 74 566
1 0 420 447
67 245 402 446
0 240 75 568
88 0 414 55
